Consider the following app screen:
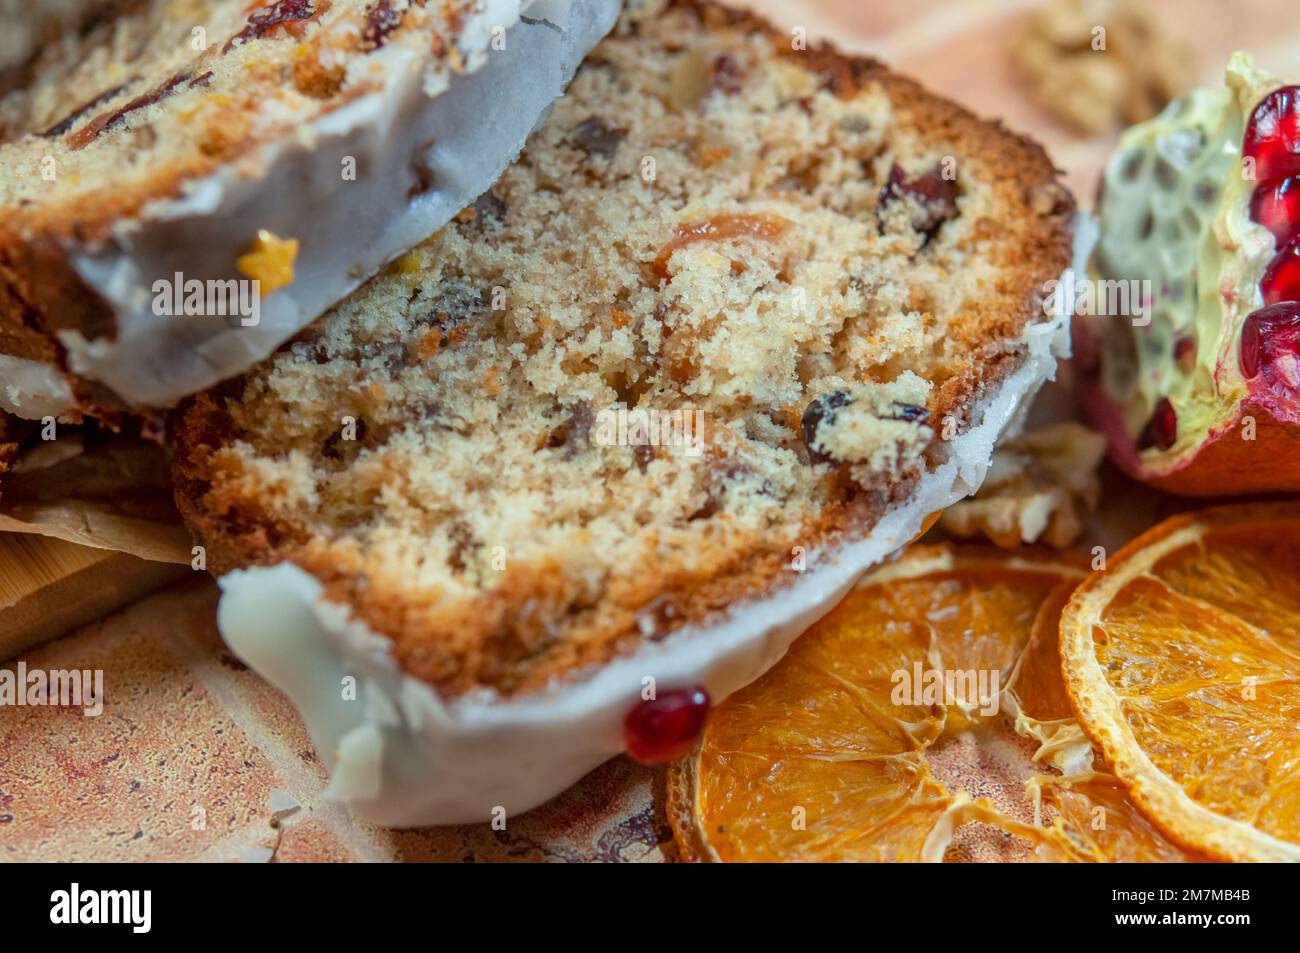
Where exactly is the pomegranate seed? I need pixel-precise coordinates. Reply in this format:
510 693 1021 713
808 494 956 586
1241 302 1300 405
1261 237 1300 305
1140 397 1178 451
1244 85 1300 184
623 685 710 764
1251 174 1300 246
1174 335 1197 374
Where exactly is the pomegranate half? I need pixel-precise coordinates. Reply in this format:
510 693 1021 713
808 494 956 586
1078 54 1300 495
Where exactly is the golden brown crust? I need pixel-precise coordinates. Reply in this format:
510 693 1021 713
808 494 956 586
172 0 1075 698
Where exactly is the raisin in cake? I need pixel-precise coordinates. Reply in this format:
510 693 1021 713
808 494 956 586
173 0 1077 824
0 0 619 420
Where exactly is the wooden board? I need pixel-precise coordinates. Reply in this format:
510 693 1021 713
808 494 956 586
0 533 189 661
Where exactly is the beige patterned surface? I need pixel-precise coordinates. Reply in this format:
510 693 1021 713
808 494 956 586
3 0 1298 862
0 580 674 862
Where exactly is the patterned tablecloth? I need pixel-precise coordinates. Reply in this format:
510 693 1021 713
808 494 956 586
2 0 1296 862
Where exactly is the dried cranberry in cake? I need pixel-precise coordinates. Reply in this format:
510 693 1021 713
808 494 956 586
1244 85 1300 184
1261 237 1300 306
633 443 655 473
624 686 710 764
550 401 595 459
1241 302 1300 406
1250 174 1300 246
362 0 403 50
879 163 960 239
710 54 744 95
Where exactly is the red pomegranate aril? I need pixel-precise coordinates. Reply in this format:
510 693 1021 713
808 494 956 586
1261 236 1300 305
1174 335 1197 374
1251 175 1300 246
1241 302 1300 400
1141 397 1178 451
623 685 710 764
1244 85 1300 184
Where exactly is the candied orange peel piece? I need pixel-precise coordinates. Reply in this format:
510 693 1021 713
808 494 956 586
236 229 299 295
651 213 791 279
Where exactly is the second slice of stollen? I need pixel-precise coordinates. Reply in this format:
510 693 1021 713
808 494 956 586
0 0 621 419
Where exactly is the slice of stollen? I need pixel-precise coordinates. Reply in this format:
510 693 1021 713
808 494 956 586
0 0 620 419
173 0 1081 825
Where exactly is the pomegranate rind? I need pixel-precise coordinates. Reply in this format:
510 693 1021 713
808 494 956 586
1142 404 1300 496
1059 501 1300 862
1076 318 1300 495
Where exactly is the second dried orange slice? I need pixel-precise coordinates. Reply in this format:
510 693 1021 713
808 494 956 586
1061 501 1300 862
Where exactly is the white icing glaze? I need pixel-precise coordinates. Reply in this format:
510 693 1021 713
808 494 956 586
216 217 1097 827
5 0 621 415
0 352 77 418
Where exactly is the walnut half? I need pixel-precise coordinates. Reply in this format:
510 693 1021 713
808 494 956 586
1015 0 1195 136
939 422 1106 548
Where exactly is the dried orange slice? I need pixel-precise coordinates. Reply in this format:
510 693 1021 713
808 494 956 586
1010 586 1205 862
1060 501 1300 862
1028 771 1207 863
671 547 1059 861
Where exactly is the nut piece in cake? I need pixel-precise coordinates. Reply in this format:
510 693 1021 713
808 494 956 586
1016 0 1195 135
939 422 1106 548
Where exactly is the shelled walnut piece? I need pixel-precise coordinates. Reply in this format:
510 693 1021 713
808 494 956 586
1016 0 1195 135
939 422 1106 548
